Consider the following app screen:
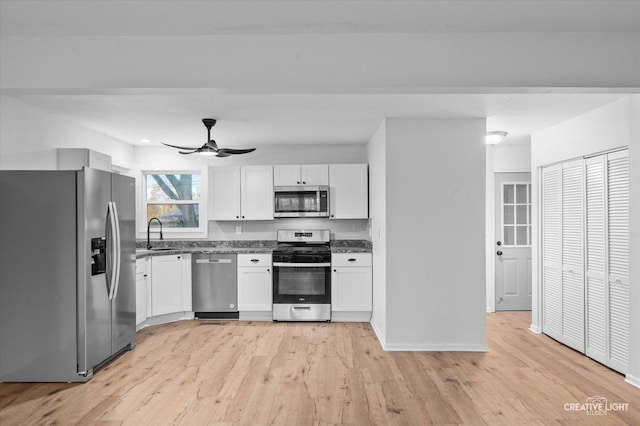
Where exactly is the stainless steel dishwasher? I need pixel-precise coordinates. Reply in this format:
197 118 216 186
192 253 238 319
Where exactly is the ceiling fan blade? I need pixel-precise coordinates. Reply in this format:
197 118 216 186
218 147 257 155
161 142 200 150
178 150 198 155
215 152 232 158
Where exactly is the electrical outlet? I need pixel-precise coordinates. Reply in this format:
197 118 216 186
236 226 242 235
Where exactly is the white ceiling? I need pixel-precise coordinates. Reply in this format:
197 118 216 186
1 1 637 149
9 91 627 147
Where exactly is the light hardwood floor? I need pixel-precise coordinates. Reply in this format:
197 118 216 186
1 312 639 425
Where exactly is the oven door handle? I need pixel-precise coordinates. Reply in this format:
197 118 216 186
273 262 331 267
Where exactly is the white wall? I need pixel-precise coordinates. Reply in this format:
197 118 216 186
494 142 531 173
531 96 638 387
383 118 487 351
367 120 387 344
0 96 134 171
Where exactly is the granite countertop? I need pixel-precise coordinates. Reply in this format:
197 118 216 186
135 239 372 258
135 247 273 258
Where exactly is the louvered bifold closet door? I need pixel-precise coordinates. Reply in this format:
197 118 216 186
585 155 607 365
607 150 629 374
560 159 585 353
542 164 562 341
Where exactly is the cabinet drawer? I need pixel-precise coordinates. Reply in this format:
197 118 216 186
237 253 272 267
331 253 372 267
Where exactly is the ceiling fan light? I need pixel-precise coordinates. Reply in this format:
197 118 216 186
198 146 218 156
485 131 507 145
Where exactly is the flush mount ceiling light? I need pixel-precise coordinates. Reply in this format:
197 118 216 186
161 119 256 157
485 131 508 145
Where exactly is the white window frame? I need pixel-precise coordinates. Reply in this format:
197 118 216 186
501 182 532 247
139 168 208 239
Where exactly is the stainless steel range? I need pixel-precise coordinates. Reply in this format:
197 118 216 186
272 229 331 321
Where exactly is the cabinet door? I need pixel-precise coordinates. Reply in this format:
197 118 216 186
329 164 368 219
331 267 372 311
585 155 607 365
237 267 272 311
301 165 329 185
135 272 147 326
541 164 562 342
560 159 585 353
135 258 147 325
151 255 184 316
241 165 274 220
273 165 301 186
210 166 241 220
606 150 629 374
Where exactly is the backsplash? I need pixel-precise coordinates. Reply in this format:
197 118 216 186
207 218 370 241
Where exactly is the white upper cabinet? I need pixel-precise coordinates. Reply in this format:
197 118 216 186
241 165 274 220
210 165 273 220
329 164 369 219
273 164 329 186
210 166 241 220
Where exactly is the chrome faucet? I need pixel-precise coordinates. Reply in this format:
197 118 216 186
147 217 163 249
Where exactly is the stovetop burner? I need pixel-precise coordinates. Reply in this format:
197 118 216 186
273 243 331 254
273 229 331 262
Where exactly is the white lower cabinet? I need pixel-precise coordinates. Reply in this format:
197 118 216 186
237 254 272 320
135 258 148 328
331 253 372 321
150 254 192 317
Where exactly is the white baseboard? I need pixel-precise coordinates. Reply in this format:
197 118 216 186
529 324 542 334
239 311 273 321
625 374 640 389
331 311 372 322
370 318 386 349
486 306 495 313
383 342 489 352
141 311 194 328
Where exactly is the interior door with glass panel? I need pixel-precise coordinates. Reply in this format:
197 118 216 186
495 173 532 311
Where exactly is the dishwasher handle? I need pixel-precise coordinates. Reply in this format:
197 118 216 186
195 258 233 264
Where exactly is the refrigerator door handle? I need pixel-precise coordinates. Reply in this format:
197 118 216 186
107 202 118 301
112 202 122 299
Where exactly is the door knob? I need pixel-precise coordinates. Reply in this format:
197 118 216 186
496 251 503 256
496 241 502 246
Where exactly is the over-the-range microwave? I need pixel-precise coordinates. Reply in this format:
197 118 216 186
273 185 330 218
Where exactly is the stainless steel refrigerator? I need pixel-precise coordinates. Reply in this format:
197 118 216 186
0 168 136 382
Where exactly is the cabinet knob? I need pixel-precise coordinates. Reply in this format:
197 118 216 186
297 181 300 184
143 274 147 278
302 181 306 184
348 258 356 262
236 216 239 219
334 269 337 272
267 269 270 273
177 256 181 259
496 251 502 256
251 259 259 263
242 216 245 219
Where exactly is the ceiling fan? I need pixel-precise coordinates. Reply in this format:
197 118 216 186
161 118 256 157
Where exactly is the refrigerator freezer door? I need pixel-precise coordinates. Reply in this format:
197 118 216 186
111 173 136 353
77 168 113 375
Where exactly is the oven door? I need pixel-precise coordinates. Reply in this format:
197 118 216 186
272 262 331 304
